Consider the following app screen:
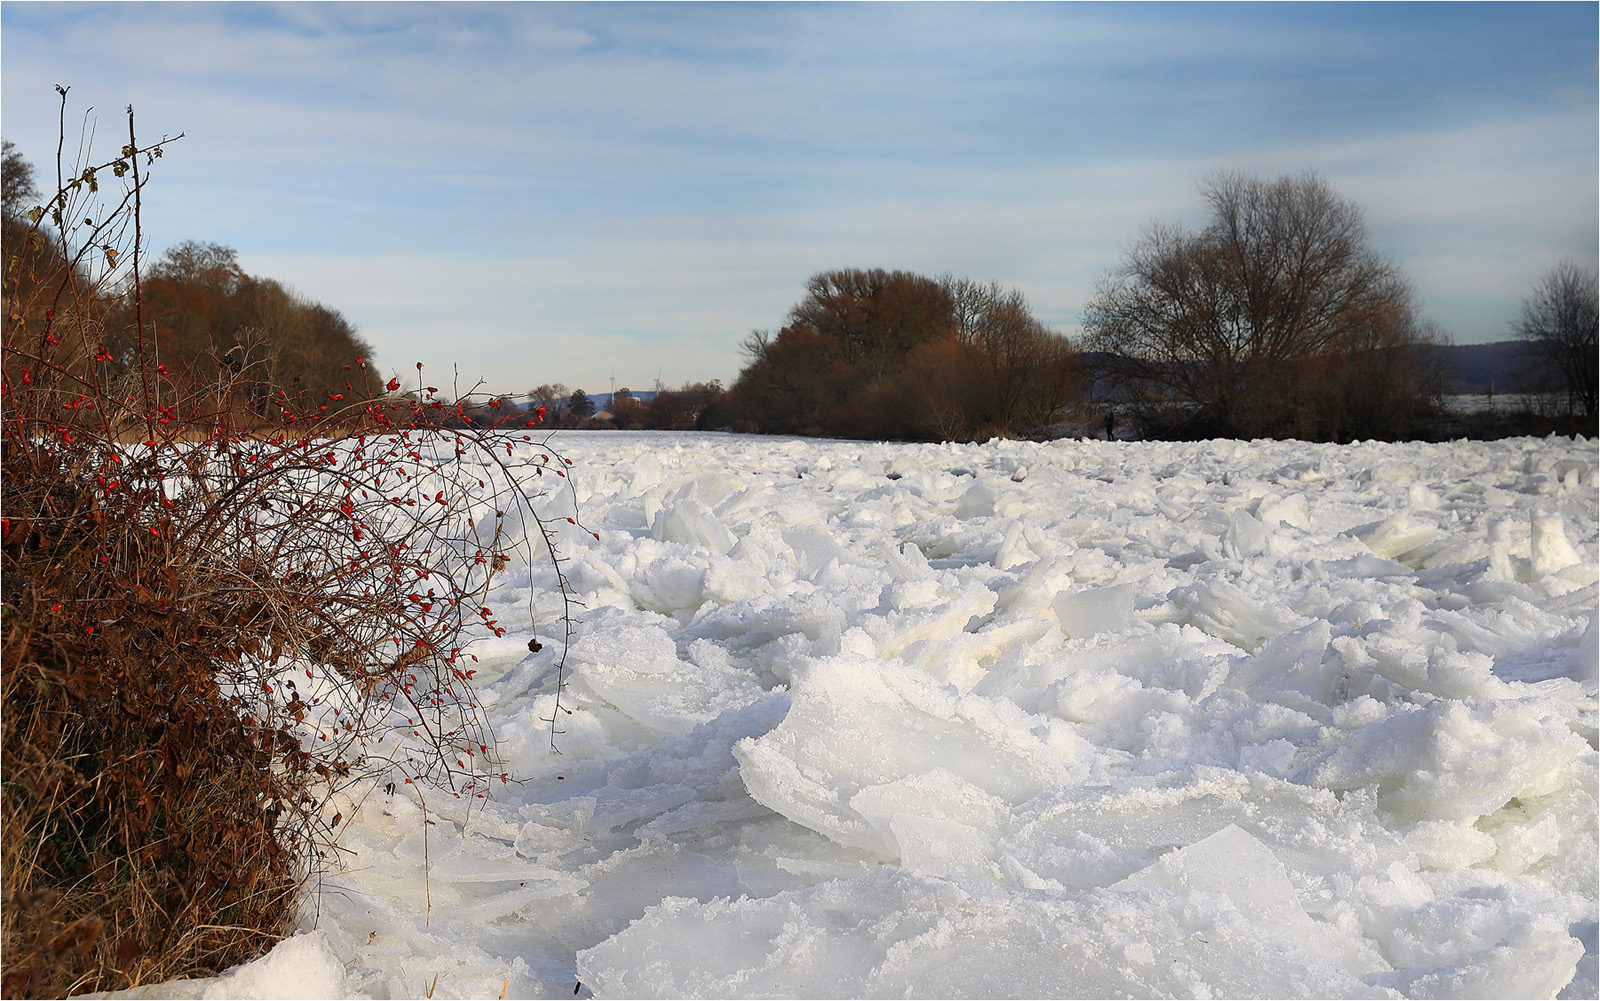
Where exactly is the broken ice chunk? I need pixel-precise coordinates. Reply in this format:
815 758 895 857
651 498 736 555
1053 583 1136 639
1112 824 1374 976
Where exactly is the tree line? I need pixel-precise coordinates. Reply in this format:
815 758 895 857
520 381 729 430
721 170 1596 442
11 129 1590 443
118 240 384 417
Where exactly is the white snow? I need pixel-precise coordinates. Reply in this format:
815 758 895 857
93 431 1597 1000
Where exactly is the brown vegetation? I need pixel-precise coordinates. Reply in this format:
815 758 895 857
644 381 726 431
725 268 1084 440
3 97 576 997
105 240 384 418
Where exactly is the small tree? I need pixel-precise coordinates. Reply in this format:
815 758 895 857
527 383 568 425
1512 259 1598 419
567 387 595 421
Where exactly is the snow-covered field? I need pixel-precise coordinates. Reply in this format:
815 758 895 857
125 431 1596 1000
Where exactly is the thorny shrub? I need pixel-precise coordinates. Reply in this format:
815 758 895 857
2 92 583 996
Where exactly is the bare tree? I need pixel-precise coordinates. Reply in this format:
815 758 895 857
942 277 1081 433
639 381 723 430
1083 171 1427 439
527 382 568 406
1512 259 1598 419
943 276 1005 347
787 268 953 379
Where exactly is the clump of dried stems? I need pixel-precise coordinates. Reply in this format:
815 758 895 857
2 90 578 997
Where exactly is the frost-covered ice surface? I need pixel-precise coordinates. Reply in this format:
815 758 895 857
138 432 1598 999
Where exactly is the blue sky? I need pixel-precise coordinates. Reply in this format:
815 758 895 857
3 2 1595 396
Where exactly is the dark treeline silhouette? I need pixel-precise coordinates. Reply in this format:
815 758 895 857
724 268 1084 440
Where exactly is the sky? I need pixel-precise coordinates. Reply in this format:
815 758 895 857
2 2 1595 397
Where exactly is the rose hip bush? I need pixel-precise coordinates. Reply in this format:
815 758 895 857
2 92 579 997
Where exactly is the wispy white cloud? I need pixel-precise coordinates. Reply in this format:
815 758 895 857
3 2 1593 392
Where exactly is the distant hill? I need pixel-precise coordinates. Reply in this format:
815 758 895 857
584 391 658 412
1442 340 1528 395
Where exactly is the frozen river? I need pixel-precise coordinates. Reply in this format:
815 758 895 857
135 430 1596 999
